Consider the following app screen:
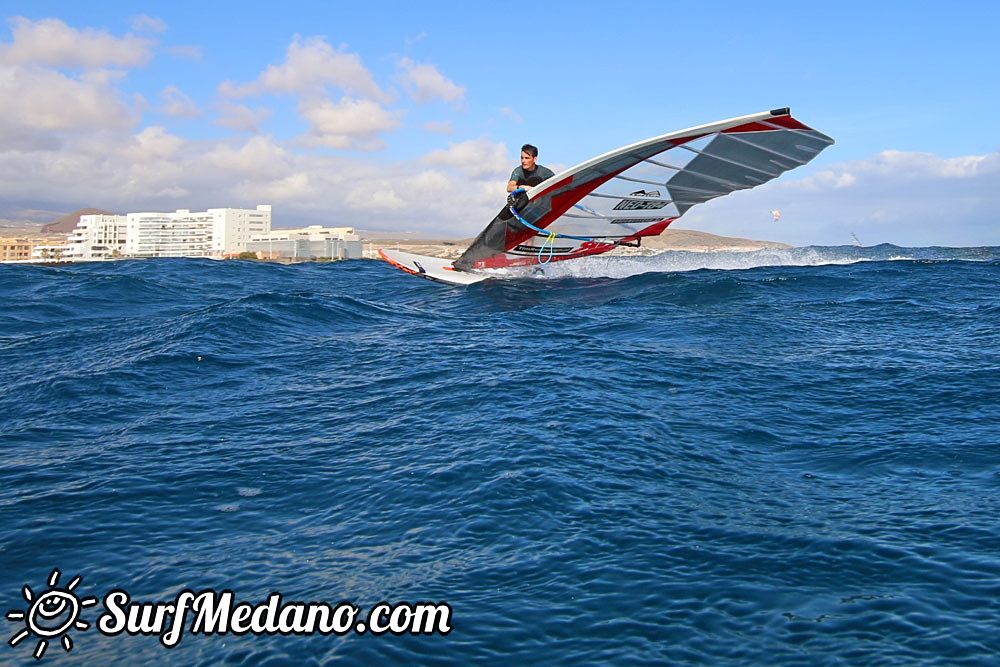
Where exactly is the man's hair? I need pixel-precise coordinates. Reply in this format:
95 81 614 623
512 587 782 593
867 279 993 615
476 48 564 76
521 143 538 158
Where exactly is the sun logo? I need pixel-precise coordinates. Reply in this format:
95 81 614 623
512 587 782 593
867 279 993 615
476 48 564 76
6 569 98 660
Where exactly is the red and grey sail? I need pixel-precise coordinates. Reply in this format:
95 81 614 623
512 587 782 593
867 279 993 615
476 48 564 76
454 108 834 271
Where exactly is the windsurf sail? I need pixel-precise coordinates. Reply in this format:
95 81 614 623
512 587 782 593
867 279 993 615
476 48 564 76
454 108 833 271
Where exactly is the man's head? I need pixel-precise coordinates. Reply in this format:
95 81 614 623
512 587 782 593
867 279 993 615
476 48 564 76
520 143 539 171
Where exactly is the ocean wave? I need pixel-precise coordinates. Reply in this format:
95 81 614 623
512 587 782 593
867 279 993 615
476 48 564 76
3 251 1000 664
525 244 1000 281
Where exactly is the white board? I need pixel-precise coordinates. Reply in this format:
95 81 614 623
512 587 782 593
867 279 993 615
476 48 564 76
378 248 490 286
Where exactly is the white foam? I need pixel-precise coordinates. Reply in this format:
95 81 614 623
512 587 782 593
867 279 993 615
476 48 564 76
468 245 996 282
524 247 883 281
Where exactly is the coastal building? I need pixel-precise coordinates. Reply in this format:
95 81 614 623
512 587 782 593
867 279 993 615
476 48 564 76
124 205 272 258
66 214 128 260
30 242 70 261
247 225 362 260
1 237 32 261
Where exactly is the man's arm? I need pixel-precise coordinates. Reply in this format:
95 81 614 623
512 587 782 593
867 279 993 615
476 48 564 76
507 166 523 193
508 180 536 193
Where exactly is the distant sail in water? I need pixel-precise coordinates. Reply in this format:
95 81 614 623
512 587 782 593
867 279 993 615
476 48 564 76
771 209 781 222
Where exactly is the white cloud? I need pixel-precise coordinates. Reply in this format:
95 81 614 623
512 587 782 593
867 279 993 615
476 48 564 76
214 101 274 133
118 126 184 162
404 32 428 48
395 57 465 107
345 185 408 211
221 35 389 103
421 138 509 178
681 149 1000 248
0 17 153 68
216 35 408 150
167 45 202 61
809 149 992 182
130 15 168 34
234 172 314 203
160 85 199 118
297 96 404 150
499 106 522 123
155 186 189 198
204 135 292 179
423 120 454 135
0 125 512 236
345 169 451 212
337 165 502 232
0 64 136 147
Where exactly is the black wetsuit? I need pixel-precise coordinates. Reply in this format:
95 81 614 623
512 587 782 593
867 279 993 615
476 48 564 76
510 164 555 187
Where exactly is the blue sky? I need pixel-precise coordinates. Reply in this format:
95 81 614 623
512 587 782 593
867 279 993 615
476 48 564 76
1 1 997 246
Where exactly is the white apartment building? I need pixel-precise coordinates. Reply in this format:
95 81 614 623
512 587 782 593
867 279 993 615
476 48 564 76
124 205 272 258
251 225 356 242
66 214 128 260
247 225 362 260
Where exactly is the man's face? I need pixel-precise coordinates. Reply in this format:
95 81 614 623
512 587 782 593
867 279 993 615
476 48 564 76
520 151 537 171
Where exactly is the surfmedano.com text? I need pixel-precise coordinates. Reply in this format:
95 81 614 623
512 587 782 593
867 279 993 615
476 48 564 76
98 589 452 647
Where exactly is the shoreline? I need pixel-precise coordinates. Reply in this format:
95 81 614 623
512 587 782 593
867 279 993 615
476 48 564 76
3 223 791 264
362 228 791 260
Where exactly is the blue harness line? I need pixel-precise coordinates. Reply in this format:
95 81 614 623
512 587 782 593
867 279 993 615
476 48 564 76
507 188 595 264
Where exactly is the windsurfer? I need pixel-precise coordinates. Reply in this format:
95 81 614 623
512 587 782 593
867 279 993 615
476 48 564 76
507 144 555 193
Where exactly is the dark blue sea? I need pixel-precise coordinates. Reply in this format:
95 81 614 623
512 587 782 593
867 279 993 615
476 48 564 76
2 245 1000 665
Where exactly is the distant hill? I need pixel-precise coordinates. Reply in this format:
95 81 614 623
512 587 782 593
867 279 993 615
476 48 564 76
363 228 788 250
42 208 116 234
639 228 790 250
363 228 790 261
